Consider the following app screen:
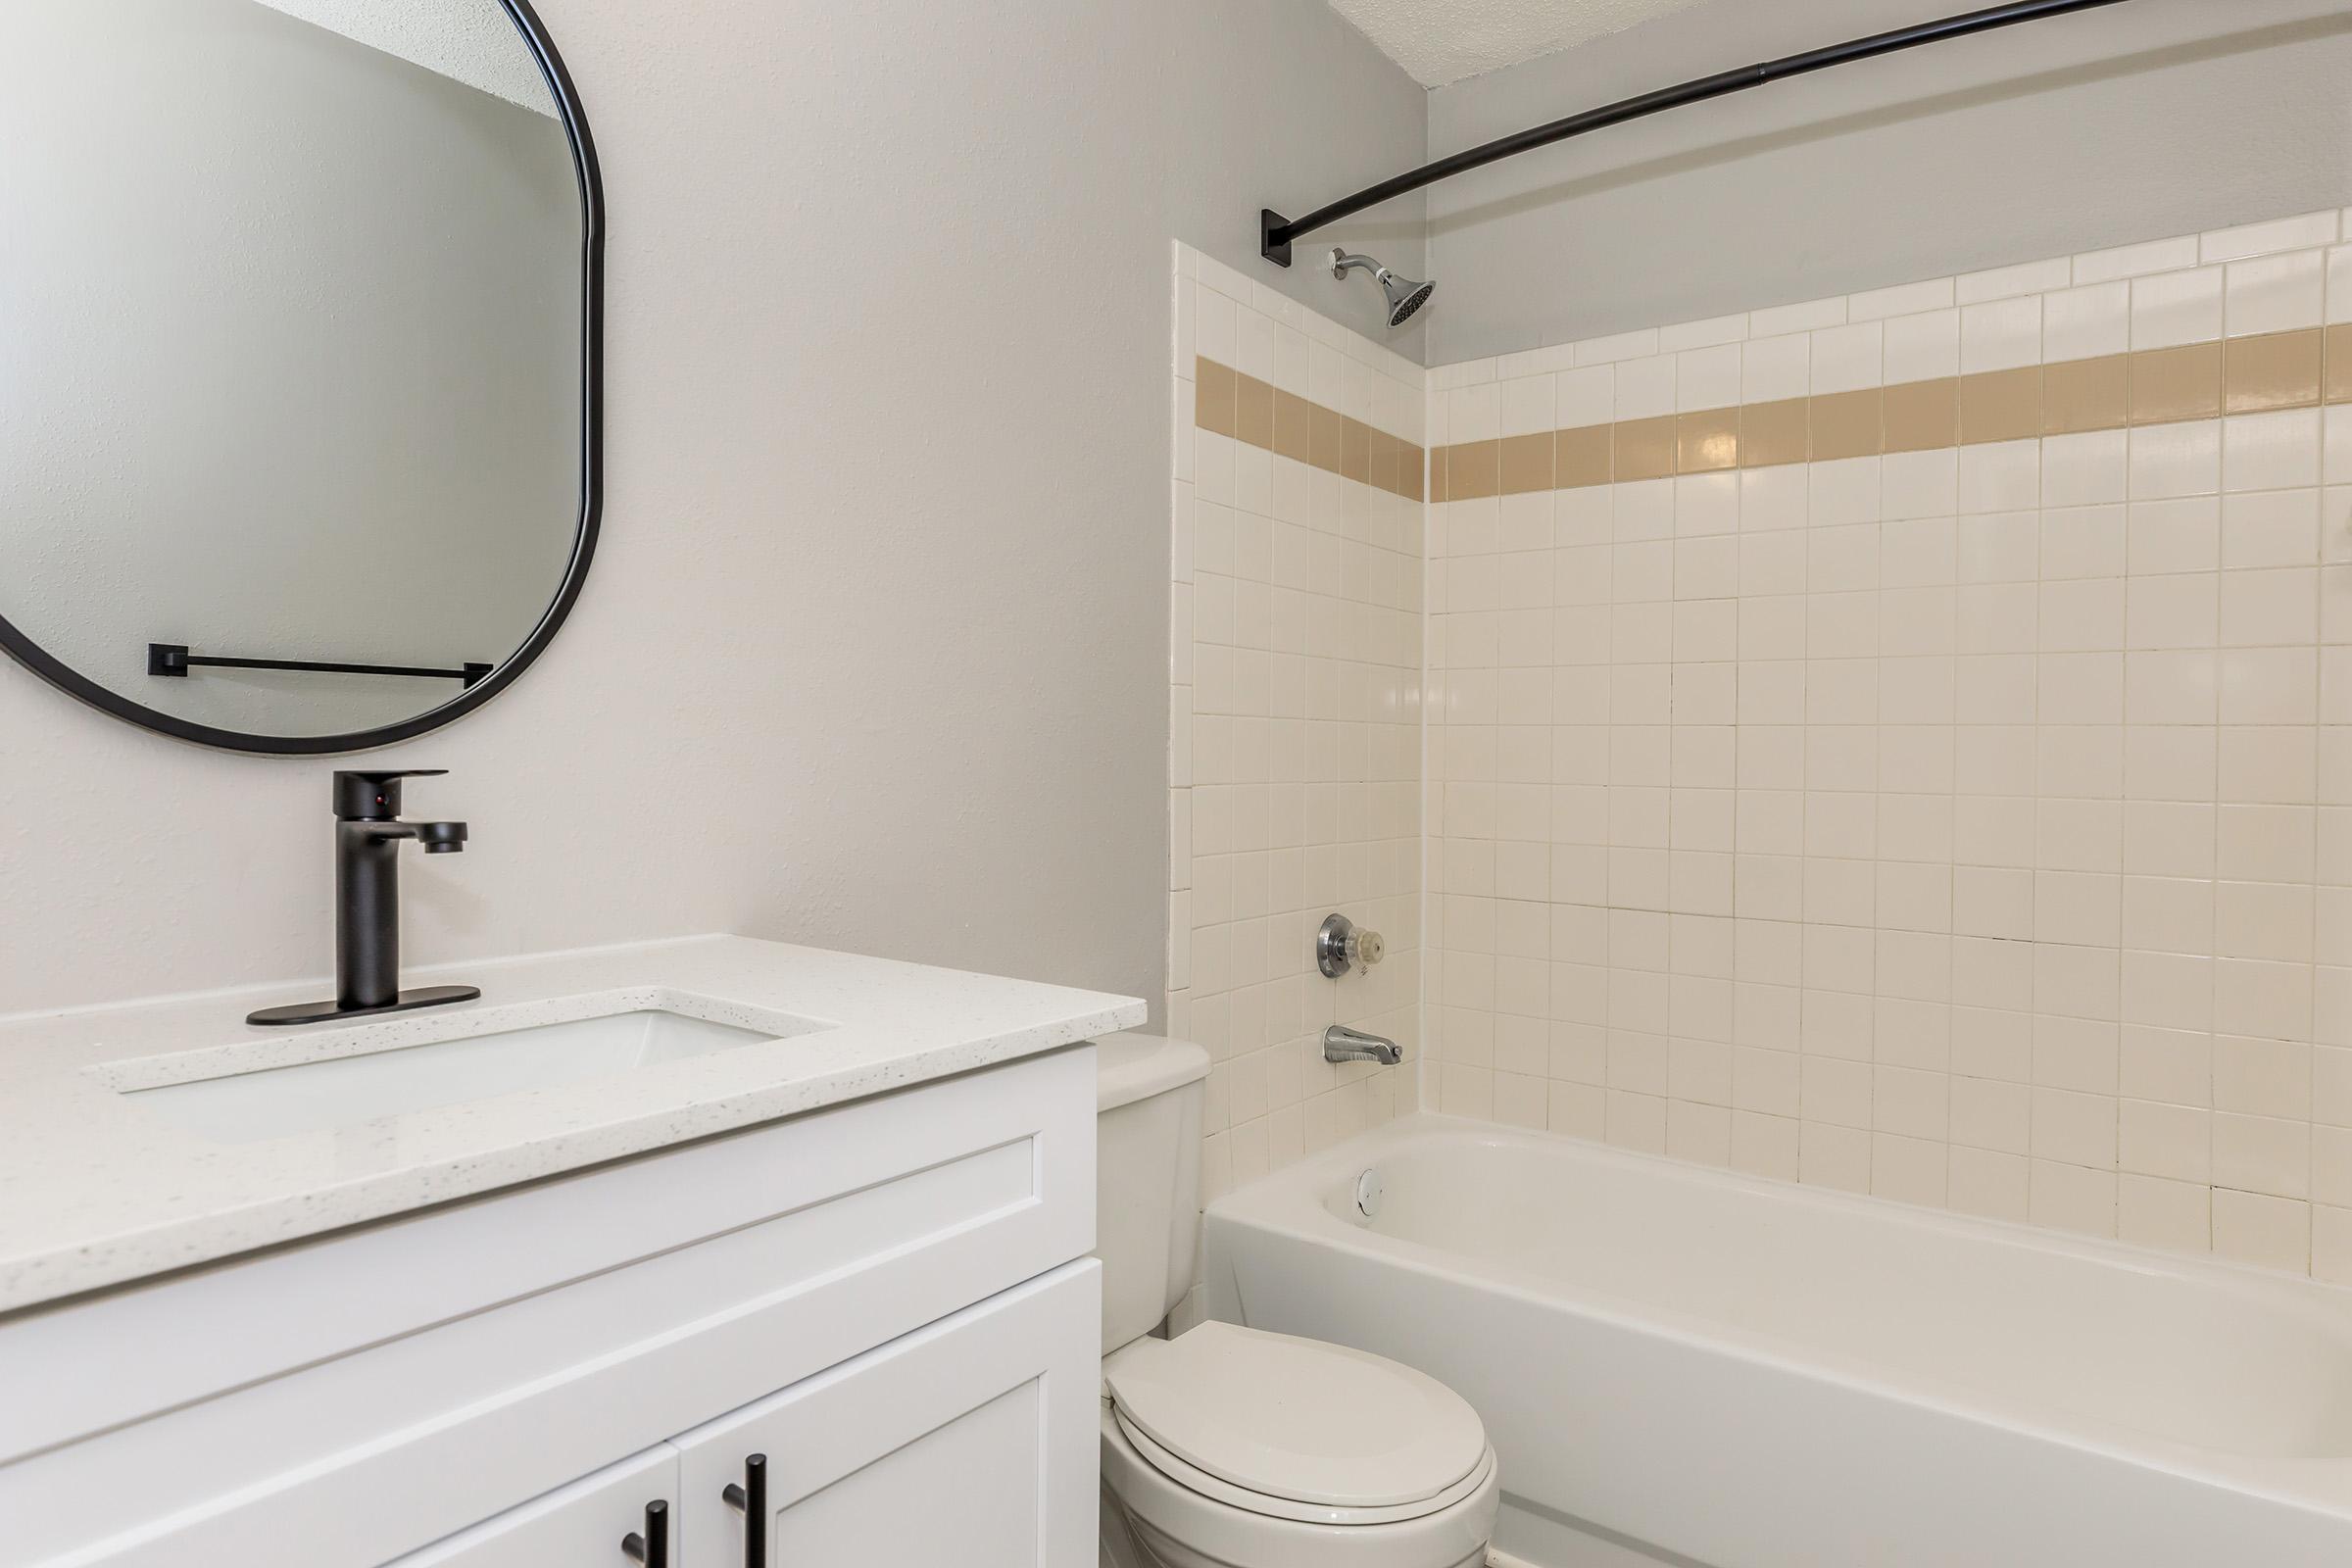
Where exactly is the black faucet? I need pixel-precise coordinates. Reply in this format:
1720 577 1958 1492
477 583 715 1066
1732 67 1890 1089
246 770 482 1027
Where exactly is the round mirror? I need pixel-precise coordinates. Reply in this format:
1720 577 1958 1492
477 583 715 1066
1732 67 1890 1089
0 0 601 754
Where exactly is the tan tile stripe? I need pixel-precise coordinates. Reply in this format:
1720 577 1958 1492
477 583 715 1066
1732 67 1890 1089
1413 326 2349 502
1194 357 1425 502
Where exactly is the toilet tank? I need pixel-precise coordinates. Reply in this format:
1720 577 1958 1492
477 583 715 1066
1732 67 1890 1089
1092 1032 1210 1353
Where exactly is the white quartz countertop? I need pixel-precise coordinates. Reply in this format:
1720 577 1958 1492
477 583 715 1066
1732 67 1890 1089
0 934 1145 1315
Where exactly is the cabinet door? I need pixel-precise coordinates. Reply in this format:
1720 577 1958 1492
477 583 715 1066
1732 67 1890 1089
387 1446 678 1568
672 1261 1099 1568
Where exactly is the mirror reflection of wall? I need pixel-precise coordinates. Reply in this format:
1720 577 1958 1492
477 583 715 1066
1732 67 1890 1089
0 0 588 742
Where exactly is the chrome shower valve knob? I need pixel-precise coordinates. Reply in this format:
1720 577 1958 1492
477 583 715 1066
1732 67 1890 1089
1316 913 1386 979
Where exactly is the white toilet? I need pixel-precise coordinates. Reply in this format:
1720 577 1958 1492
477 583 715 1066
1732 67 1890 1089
1094 1033 1499 1568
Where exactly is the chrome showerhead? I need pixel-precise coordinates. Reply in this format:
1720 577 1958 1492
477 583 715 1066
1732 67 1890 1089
1330 249 1435 329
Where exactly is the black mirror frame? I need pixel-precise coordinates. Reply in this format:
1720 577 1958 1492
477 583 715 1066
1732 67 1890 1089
0 0 605 757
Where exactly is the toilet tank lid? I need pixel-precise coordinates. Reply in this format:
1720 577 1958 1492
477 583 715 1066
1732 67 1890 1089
1095 1032 1210 1112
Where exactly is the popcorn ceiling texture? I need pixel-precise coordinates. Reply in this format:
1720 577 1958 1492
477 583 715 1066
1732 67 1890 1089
1325 0 1710 87
252 0 557 115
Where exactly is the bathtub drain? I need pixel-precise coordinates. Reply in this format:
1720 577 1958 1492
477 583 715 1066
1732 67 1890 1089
1353 1168 1383 1220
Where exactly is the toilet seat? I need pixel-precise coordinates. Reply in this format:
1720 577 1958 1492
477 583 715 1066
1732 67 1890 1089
1101 1404 1500 1568
1113 1409 1497 1526
1103 1322 1490 1523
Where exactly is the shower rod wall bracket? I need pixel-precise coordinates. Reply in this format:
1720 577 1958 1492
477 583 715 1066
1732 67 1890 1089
1260 209 1295 269
1258 0 2136 266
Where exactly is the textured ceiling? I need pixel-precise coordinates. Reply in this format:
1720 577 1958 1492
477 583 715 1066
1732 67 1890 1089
1327 0 1715 87
252 0 556 115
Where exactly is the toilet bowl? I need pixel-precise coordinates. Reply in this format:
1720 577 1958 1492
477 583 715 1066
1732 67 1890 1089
1092 1035 1498 1568
1099 1321 1499 1568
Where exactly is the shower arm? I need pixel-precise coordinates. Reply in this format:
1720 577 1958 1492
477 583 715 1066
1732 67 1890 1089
1259 0 2136 265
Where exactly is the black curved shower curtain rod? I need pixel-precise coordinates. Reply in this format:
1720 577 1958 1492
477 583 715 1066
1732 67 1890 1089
1261 0 2137 266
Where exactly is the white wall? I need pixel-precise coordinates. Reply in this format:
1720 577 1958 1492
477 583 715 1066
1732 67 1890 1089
0 0 1426 1016
1426 0 2352 362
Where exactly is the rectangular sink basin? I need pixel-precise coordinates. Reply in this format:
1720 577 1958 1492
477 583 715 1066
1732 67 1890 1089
122 1007 825 1145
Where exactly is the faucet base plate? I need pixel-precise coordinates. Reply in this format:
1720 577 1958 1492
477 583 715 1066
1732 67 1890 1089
246 985 481 1029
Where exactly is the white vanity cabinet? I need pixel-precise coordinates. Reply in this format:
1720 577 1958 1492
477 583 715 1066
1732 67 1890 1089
0 1046 1102 1568
388 1447 683 1567
666 1264 1099 1568
390 1266 1097 1568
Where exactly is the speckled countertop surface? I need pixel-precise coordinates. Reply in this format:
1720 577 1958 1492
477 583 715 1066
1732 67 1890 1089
0 934 1145 1315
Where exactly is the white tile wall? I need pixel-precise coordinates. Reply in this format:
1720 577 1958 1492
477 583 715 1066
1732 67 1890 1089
1171 243 1421 1199
1424 210 2352 1282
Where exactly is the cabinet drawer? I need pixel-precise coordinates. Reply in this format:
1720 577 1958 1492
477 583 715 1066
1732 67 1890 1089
3 1048 1094 1567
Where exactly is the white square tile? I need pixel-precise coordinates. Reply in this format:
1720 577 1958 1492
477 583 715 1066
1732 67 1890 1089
2220 647 2318 724
1499 374 1555 438
2212 1188 2310 1272
2328 415 2352 488
1958 256 2072 306
2126 576 2218 652
2225 489 2321 569
1677 344 1742 413
2039 578 2126 653
2132 268 2225 351
1741 334 1810 404
1449 381 1500 443
1495 342 1576 380
1739 466 1809 534
1885 450 1959 521
2328 246 2352 327
1883 309 1961 383
2126 650 2218 724
1851 277 1956 321
1810 321 1885 394
2043 431 2130 509
1557 363 1615 428
2129 498 2222 576
2220 567 2319 649
2201 210 2340 265
2043 282 2131 363
2224 410 2324 494
1810 458 1883 526
2041 505 2126 580
2129 421 2222 502
2227 251 2327 337
2075 233 2200 286
1961 295 2042 373
1614 355 1677 421
1575 327 1660 366
1658 312 1749 352
1749 295 1847 337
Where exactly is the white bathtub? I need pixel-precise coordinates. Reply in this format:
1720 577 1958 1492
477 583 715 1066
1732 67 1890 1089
1202 1115 2352 1568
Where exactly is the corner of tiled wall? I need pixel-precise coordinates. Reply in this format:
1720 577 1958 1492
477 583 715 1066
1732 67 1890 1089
1169 241 1430 1204
1423 205 2352 1283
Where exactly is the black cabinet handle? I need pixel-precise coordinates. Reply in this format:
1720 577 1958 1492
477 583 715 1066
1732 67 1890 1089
721 1452 767 1568
620 1499 668 1567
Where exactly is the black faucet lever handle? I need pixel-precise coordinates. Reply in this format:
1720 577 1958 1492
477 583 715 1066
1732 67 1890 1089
333 769 450 821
